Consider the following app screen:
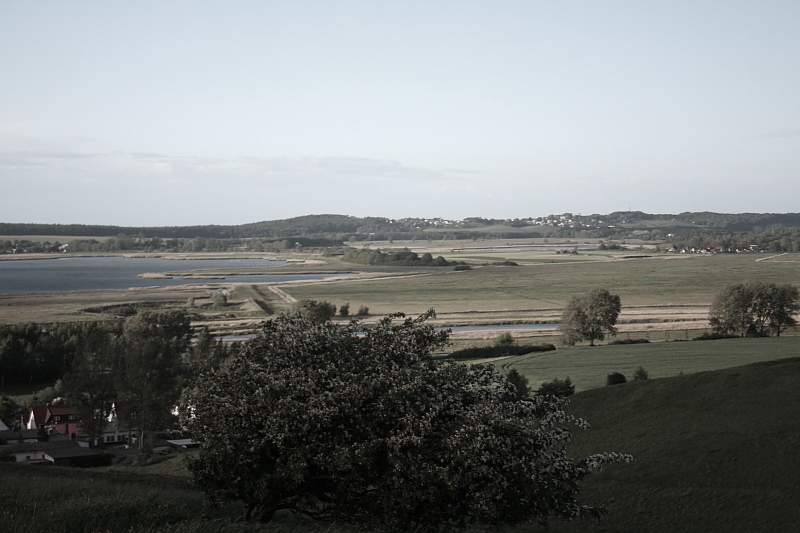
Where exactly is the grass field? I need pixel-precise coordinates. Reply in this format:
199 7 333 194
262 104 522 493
0 460 346 533
283 252 800 320
1 248 797 337
546 357 800 533
500 335 800 392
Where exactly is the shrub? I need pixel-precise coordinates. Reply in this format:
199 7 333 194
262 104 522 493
693 331 739 341
494 332 515 347
448 343 556 360
536 377 575 398
609 338 650 345
606 372 627 386
292 299 336 323
633 367 649 381
506 369 531 400
339 303 350 317
356 305 370 316
453 264 471 271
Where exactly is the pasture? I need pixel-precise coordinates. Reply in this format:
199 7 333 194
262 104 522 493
498 335 800 392
0 246 796 336
548 357 800 533
283 251 799 321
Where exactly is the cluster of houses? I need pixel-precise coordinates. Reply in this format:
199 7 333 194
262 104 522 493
0 403 132 467
1 402 199 467
667 245 763 254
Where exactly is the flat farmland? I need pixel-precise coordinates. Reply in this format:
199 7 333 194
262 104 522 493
0 248 796 333
283 253 800 323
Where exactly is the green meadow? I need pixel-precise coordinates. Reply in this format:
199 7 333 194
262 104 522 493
500 335 800 392
283 252 799 316
548 357 800 533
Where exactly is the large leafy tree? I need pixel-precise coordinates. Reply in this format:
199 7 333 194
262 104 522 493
116 310 190 448
183 311 630 530
62 328 118 447
558 289 622 346
769 283 800 336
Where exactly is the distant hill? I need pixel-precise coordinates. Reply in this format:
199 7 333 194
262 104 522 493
2 211 800 239
551 357 800 533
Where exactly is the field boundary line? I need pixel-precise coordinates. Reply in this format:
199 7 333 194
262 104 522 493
756 253 787 262
268 285 296 303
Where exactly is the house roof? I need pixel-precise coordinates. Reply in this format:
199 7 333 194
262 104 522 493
45 405 77 425
1 439 83 455
46 405 75 417
0 428 40 442
44 447 102 460
24 406 49 427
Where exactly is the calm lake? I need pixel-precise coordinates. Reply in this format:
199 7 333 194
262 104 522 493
0 256 344 294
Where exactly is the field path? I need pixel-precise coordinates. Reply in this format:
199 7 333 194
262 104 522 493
756 253 787 262
268 285 297 303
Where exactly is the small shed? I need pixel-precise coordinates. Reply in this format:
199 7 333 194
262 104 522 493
2 440 88 464
43 447 110 468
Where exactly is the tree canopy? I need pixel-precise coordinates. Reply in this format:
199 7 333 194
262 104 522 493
708 282 800 337
558 289 622 346
183 311 631 531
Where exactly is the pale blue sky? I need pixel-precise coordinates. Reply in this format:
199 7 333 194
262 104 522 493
1 1 799 226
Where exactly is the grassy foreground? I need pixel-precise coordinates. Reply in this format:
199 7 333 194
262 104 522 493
546 357 800 533
3 355 799 532
0 460 350 533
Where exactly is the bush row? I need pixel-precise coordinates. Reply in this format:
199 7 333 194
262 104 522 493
448 343 556 359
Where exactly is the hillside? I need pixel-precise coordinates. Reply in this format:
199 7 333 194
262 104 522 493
547 357 800 533
3 358 798 532
3 211 800 240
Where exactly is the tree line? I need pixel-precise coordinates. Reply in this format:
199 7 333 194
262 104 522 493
0 311 233 449
342 248 462 267
0 235 343 255
665 226 800 253
708 282 799 337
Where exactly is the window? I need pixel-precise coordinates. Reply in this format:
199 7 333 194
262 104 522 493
106 436 114 442
53 416 60 422
68 415 75 420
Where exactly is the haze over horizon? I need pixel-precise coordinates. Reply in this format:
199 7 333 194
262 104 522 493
2 2 799 227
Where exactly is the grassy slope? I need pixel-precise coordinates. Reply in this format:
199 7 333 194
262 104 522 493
505 336 800 392
542 357 800 533
0 459 343 533
3 356 799 532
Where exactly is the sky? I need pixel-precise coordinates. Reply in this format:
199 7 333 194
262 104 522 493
1 1 799 226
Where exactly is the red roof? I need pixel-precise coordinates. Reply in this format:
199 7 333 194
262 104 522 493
24 406 50 428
